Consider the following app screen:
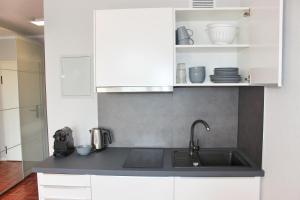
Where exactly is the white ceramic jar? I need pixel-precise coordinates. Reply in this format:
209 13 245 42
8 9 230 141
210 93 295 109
176 63 187 84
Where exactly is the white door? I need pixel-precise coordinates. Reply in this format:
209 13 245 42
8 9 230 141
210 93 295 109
91 176 174 200
95 8 174 88
0 108 21 149
0 111 4 152
239 0 283 86
0 69 19 110
18 68 46 175
174 177 261 200
4 145 22 161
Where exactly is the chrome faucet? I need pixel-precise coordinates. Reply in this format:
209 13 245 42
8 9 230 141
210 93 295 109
189 119 211 155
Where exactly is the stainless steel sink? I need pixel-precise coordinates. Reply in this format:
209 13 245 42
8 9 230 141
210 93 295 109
172 149 250 168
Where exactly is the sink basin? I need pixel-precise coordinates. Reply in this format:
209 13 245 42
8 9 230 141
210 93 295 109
198 150 250 167
173 149 250 168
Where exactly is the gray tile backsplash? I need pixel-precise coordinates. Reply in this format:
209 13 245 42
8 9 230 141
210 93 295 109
98 87 239 148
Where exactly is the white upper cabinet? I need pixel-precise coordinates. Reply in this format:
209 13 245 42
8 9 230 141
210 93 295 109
94 8 174 92
94 0 283 90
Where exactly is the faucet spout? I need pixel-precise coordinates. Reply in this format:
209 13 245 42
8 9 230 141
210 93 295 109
189 119 211 155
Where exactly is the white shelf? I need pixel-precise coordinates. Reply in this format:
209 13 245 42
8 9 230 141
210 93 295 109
175 7 250 21
174 7 250 12
174 82 250 87
175 44 250 49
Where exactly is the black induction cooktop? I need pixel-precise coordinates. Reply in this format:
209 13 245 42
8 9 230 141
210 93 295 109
123 148 164 168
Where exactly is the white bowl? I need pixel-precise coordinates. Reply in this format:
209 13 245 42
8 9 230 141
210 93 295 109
207 23 238 45
76 145 92 156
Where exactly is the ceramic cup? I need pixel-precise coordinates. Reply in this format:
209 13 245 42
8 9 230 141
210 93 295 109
176 26 194 45
189 66 206 83
177 38 194 45
176 26 193 40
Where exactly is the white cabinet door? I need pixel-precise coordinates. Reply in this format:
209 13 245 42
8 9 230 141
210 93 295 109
38 173 92 200
175 177 260 200
91 176 173 200
95 8 174 88
239 0 283 86
0 69 19 110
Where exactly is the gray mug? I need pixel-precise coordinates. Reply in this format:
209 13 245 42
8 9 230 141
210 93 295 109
176 26 193 42
189 66 206 83
178 38 194 45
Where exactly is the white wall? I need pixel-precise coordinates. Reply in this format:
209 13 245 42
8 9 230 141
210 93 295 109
262 1 300 199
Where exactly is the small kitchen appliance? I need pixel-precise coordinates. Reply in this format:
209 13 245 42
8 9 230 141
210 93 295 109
53 127 75 157
90 128 112 151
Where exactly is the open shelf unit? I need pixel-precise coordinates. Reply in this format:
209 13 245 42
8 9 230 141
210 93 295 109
174 5 282 87
174 7 252 87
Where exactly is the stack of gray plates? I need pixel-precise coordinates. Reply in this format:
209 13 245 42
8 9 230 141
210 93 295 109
210 68 241 83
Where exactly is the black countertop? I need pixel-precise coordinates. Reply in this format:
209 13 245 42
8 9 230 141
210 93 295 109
33 148 264 177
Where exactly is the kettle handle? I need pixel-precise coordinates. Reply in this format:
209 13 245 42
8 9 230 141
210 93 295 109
101 129 112 145
105 131 112 144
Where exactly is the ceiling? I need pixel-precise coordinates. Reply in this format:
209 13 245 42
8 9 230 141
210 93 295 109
0 0 44 36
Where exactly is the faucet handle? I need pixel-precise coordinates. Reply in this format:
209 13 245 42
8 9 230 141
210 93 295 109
193 139 200 152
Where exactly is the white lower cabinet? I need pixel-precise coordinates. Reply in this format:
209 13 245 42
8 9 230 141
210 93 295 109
37 173 91 200
37 174 261 200
91 176 174 200
174 177 261 200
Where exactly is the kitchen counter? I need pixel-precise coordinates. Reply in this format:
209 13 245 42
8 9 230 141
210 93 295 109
33 148 264 177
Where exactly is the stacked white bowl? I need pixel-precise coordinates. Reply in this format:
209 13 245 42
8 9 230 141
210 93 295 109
207 23 238 45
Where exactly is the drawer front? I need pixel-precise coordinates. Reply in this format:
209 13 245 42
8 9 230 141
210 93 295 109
174 177 260 200
38 173 91 187
40 186 91 200
91 175 174 200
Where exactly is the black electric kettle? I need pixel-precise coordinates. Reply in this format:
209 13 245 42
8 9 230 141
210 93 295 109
90 128 112 151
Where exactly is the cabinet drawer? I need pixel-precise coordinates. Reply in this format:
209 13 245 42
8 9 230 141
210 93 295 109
38 173 91 187
91 175 173 200
40 186 91 200
174 177 260 200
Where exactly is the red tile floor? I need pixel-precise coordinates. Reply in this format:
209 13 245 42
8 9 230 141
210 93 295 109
0 161 23 192
0 173 38 200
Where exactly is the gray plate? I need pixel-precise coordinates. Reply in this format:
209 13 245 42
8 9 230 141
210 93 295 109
214 67 239 71
214 71 239 76
210 75 241 79
210 76 241 83
211 80 241 83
